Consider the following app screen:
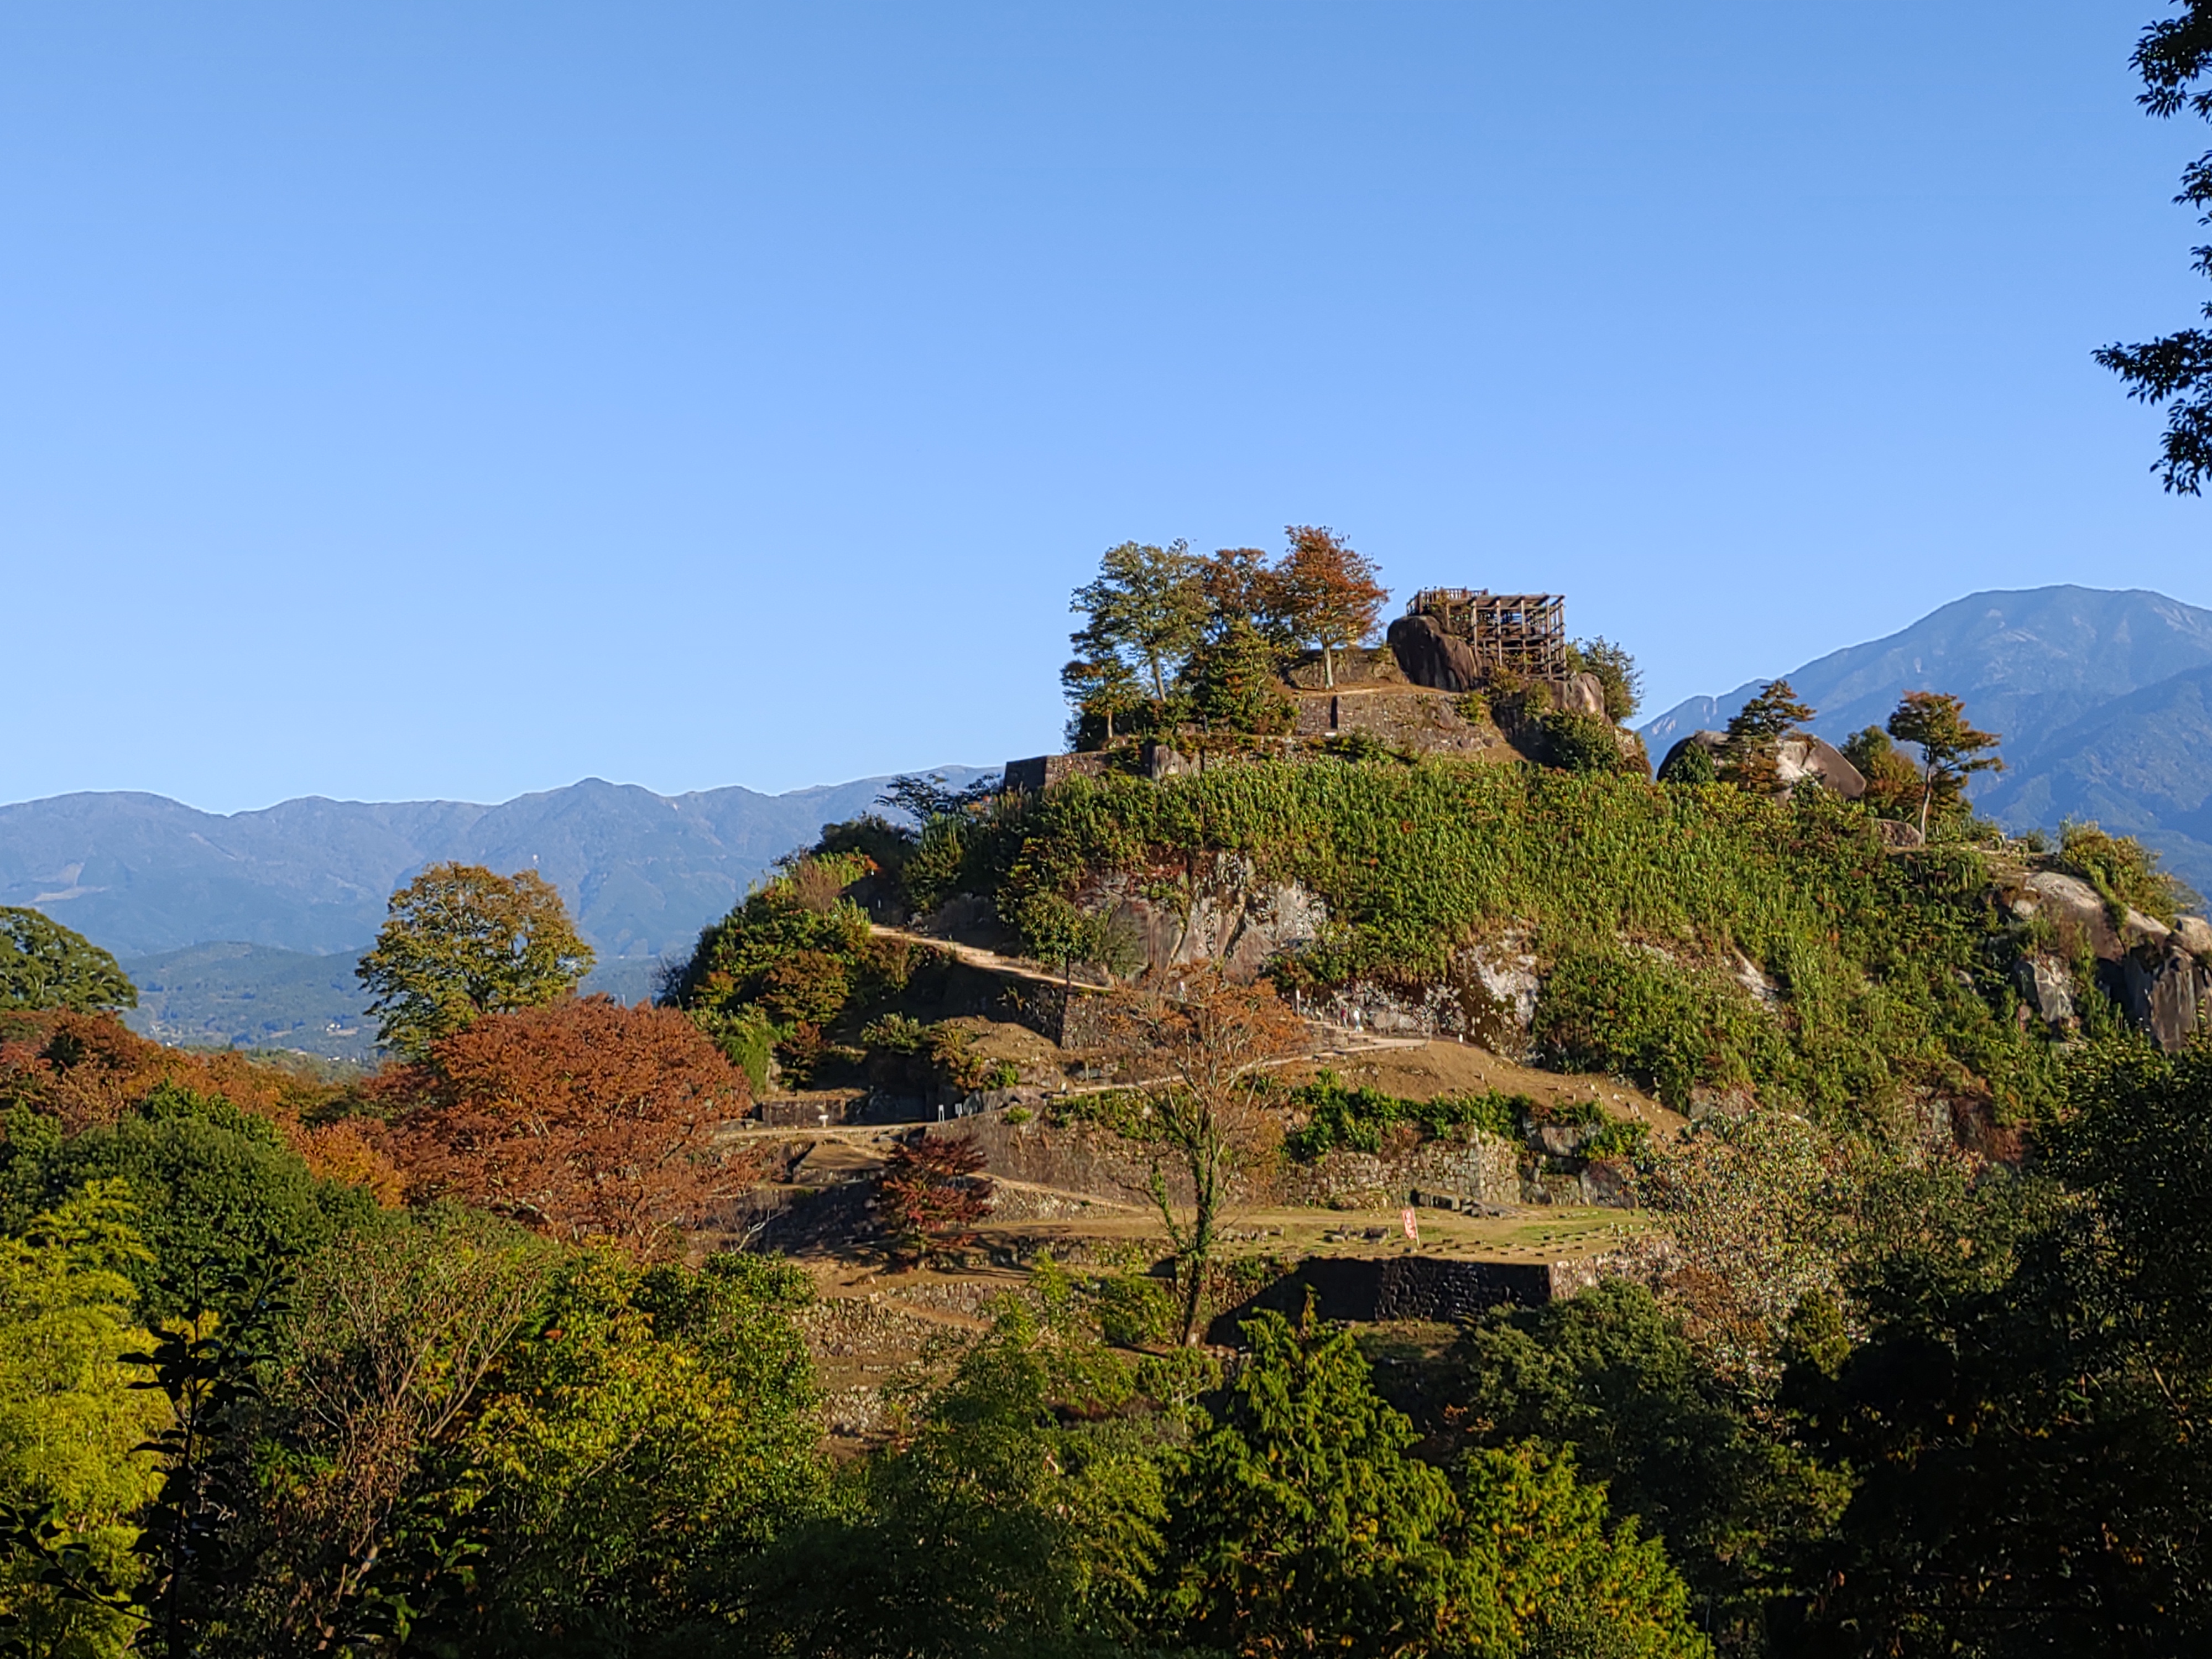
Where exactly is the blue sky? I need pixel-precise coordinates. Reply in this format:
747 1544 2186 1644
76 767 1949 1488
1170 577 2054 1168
4 2 2208 812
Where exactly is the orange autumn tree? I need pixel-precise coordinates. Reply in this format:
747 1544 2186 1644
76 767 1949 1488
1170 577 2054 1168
373 995 751 1255
1275 524 1386 688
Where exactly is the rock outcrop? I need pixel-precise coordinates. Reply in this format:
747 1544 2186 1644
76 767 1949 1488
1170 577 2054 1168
1386 613 1483 692
2007 870 2212 1050
1554 672 1609 719
1082 856 1328 984
1656 730 1867 800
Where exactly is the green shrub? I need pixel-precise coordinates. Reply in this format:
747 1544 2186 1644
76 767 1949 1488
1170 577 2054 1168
1092 1273 1176 1348
1541 711 1633 775
1284 1071 1525 1161
2059 819 2193 926
1655 739 1718 785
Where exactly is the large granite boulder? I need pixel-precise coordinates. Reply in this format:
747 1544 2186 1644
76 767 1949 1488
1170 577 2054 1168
1555 672 1608 718
1777 735 1866 800
1386 613 1482 692
1655 729 1865 800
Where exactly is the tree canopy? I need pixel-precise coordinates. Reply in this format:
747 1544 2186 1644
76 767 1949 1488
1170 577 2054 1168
0 909 135 1014
354 863 594 1058
2098 1 2212 491
1885 689 2004 837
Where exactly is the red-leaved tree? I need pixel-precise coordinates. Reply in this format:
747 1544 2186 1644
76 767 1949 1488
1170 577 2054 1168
373 995 753 1255
877 1135 994 1264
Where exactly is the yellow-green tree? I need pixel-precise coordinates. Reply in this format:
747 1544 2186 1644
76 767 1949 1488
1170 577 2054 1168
0 1182 167 1658
355 863 594 1060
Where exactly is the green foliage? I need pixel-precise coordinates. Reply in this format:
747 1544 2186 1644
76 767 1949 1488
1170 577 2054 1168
727 1301 1172 1657
1773 1042 2212 1651
1186 617 1295 738
1071 540 1209 705
1885 690 2004 838
969 761 2056 1124
0 1182 164 1658
1449 1280 1847 1645
2058 817 2193 925
1160 1309 1463 1653
1454 1444 1711 1659
1718 680 1814 794
669 855 916 1079
400 1248 827 1655
1543 710 1636 775
1165 1309 1709 1657
1533 948 1784 1110
1 1086 368 1321
1838 726 1923 822
0 911 136 1015
1654 739 1717 786
356 864 595 1060
1564 637 1645 722
1282 1071 1524 1161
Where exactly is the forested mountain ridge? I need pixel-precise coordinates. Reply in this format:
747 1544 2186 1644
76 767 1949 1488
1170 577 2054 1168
1639 585 2212 893
0 770 993 964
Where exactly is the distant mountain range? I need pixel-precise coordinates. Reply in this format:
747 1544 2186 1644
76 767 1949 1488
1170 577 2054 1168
0 770 990 1058
14 582 2212 1062
1640 586 2212 897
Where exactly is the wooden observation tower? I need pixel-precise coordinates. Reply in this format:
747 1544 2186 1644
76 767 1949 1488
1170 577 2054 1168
1407 589 1567 679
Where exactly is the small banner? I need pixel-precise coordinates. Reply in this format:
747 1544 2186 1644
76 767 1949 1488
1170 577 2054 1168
1401 1205 1420 1245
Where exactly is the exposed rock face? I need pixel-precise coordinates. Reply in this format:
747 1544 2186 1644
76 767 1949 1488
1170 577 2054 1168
2118 944 2212 1052
1386 613 1483 692
2176 915 2212 959
1555 672 1608 718
1083 856 1328 984
2016 953 2075 1027
2009 873 2211 1050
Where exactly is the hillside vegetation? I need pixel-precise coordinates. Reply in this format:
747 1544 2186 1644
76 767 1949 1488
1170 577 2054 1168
905 760 2060 1125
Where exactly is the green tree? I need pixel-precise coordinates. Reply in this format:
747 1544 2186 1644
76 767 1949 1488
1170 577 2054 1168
2096 2 2212 492
1159 1310 1461 1656
1838 726 1924 822
1567 637 1645 722
1070 541 1208 703
0 910 135 1015
356 863 595 1059
1454 1444 1712 1659
1186 617 1295 738
0 1183 166 1659
1062 651 1147 747
1654 738 1719 786
404 1250 827 1653
1718 680 1815 795
1274 525 1386 689
727 1301 1165 1658
0 1084 367 1321
1448 1279 1846 1646
1883 690 2003 839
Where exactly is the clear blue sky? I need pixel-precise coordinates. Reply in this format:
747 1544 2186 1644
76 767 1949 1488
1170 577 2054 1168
4 2 2207 813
